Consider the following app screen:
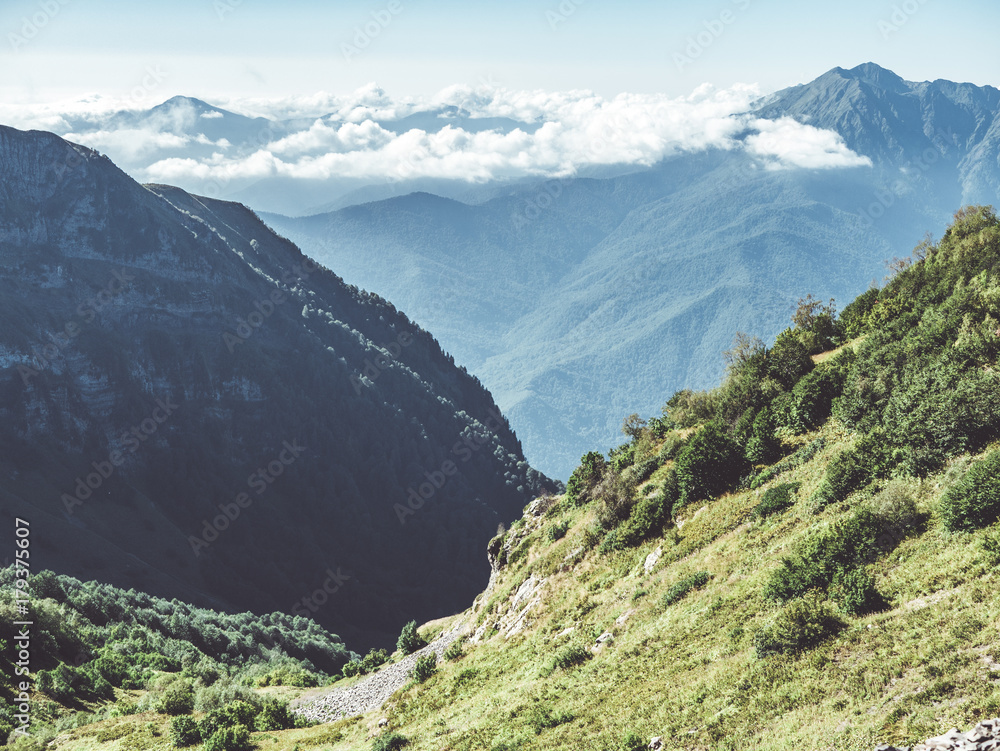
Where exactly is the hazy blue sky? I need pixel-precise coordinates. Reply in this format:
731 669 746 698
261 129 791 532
2 0 998 105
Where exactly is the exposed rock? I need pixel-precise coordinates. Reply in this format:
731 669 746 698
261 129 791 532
644 546 663 573
876 718 1000 750
293 619 467 724
649 738 663 750
615 608 637 627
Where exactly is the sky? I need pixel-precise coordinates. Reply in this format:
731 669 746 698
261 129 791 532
2 0 999 107
1 0 997 204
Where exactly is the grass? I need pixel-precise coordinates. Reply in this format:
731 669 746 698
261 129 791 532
19 425 1000 751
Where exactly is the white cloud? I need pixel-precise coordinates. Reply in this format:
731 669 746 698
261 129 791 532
745 117 872 170
1 84 873 187
200 111 224 119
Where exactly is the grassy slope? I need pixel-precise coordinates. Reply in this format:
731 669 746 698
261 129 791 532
43 419 1000 751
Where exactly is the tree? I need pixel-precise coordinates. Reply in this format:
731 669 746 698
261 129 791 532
396 621 426 655
620 413 647 440
674 421 746 509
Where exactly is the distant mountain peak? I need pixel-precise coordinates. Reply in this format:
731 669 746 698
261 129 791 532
842 62 908 90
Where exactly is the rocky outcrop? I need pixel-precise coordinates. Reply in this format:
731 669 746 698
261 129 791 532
877 718 1000 751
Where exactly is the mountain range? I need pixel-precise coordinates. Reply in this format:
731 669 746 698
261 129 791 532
261 63 1000 478
0 124 555 649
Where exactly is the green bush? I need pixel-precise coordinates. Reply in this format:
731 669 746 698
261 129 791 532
674 422 746 509
754 594 845 658
839 287 880 339
750 437 825 489
566 451 608 507
157 682 195 716
613 492 670 550
768 329 815 389
940 449 1000 531
547 520 570 542
808 447 869 511
360 648 390 674
832 567 888 615
372 733 409 751
254 699 296 731
410 653 437 683
745 406 781 465
661 572 710 607
764 507 898 613
753 483 800 519
552 644 590 670
787 362 849 433
342 660 362 678
396 620 427 655
170 716 200 748
443 642 463 661
203 724 251 751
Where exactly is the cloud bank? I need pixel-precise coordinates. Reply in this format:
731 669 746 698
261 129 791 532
0 83 872 191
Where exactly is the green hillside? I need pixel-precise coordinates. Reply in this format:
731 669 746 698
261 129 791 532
7 206 1000 751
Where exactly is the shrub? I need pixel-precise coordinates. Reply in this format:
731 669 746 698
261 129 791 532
371 733 409 751
754 594 846 658
619 731 647 751
745 406 781 465
203 724 251 751
940 449 1000 531
566 451 607 507
220 701 258 729
552 644 590 670
840 287 880 339
614 493 670 549
341 659 362 678
832 567 888 615
787 363 848 432
443 642 463 661
750 437 825 489
753 483 800 519
158 683 195 716
768 329 815 389
410 654 437 683
661 572 710 607
808 447 869 511
764 506 899 612
547 520 570 542
396 621 427 655
254 699 296 732
665 389 718 429
525 705 574 734
360 648 390 674
170 716 200 747
674 422 746 509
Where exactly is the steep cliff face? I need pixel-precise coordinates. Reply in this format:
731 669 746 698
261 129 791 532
0 125 555 648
